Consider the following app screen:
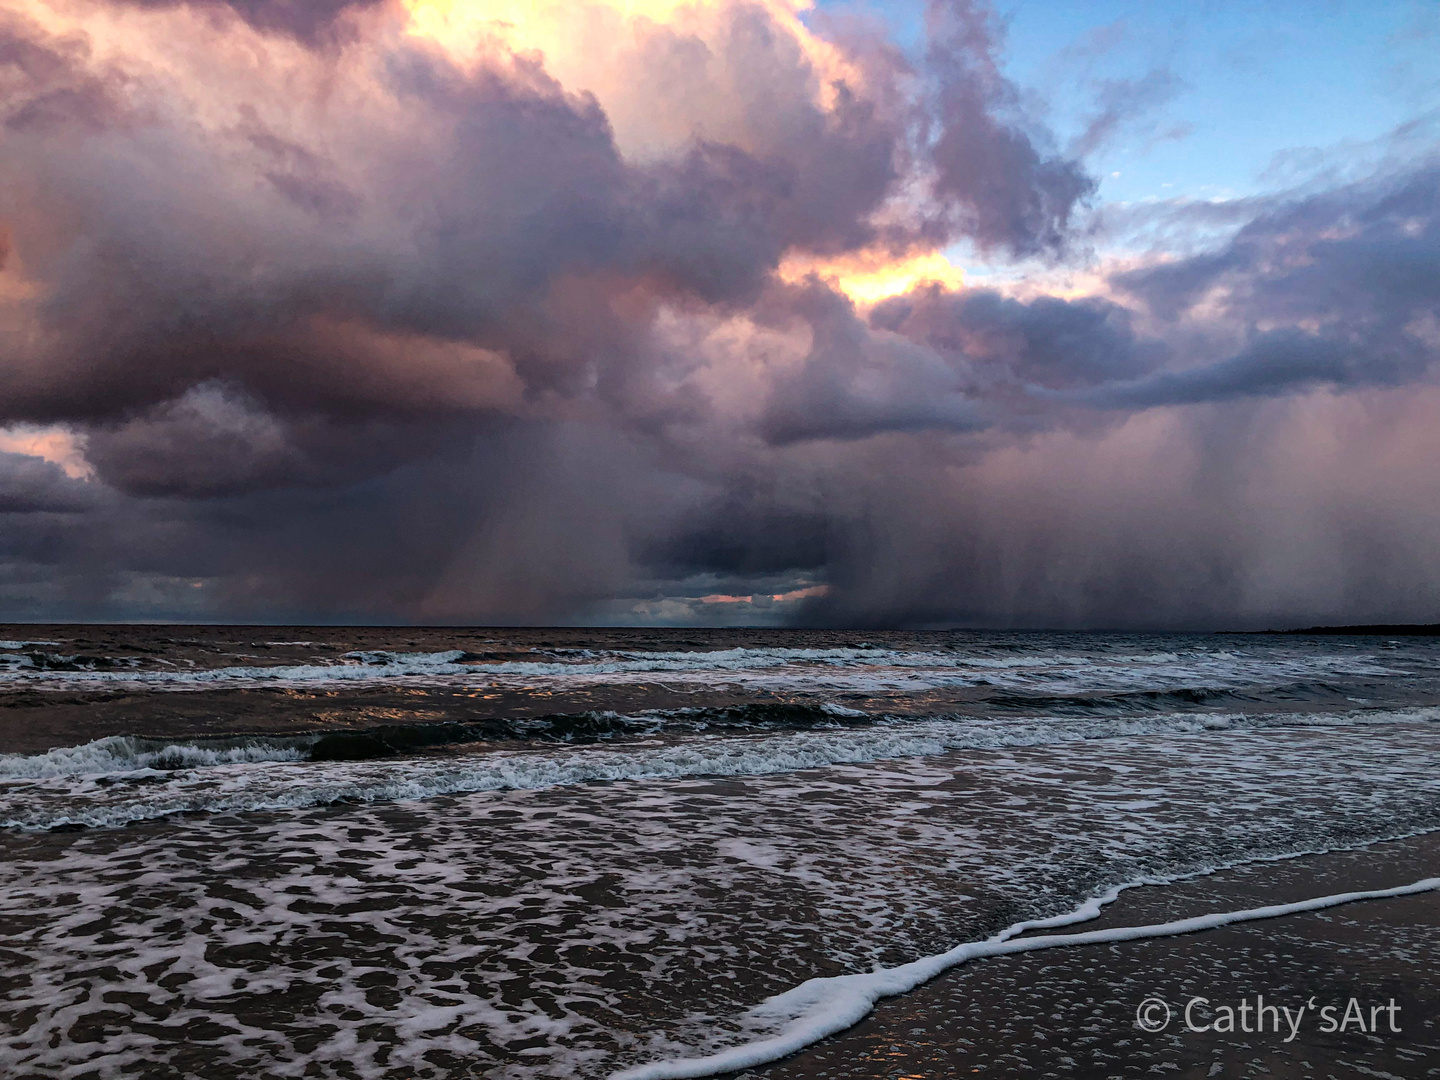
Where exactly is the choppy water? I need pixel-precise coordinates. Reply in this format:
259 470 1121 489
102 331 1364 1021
2 627 1440 1077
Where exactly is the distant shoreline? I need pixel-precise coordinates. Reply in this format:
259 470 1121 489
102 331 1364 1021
1254 623 1440 636
4 620 1440 636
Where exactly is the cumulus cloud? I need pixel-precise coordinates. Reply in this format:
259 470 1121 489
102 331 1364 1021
0 0 1437 626
922 0 1096 256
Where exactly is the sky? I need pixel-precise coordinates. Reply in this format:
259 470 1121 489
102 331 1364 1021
835 1 1439 198
0 0 1437 628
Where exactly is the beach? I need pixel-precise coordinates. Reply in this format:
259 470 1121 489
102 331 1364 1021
6 0 1439 1073
2 627 1439 1078
744 832 1440 1080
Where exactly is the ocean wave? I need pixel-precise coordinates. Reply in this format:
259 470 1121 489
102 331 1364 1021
0 643 1401 699
5 706 1437 831
0 702 880 779
0 735 314 778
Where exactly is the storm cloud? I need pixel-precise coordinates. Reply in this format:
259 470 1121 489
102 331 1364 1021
0 0 1437 627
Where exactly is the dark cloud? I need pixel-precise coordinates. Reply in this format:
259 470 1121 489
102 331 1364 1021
0 454 101 514
758 280 983 444
0 7 911 426
1116 165 1440 320
2 0 1439 627
1092 163 1440 406
0 11 125 133
79 383 481 498
637 471 832 578
118 0 387 46
923 0 1096 256
872 285 1160 390
1067 332 1358 410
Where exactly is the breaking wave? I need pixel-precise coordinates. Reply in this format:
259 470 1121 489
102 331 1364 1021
0 735 315 778
0 643 1403 694
6 706 1438 831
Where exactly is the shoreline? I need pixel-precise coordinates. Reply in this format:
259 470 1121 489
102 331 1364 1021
704 831 1440 1079
5 718 1438 1080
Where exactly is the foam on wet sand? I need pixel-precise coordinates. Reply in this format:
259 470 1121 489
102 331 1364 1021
4 725 1440 1079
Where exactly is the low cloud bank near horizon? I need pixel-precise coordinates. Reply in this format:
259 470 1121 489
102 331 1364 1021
1 0 1438 628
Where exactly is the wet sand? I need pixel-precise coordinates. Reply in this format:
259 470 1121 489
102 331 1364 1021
743 832 1440 1079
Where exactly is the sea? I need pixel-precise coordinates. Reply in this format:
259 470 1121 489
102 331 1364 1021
2 625 1439 1079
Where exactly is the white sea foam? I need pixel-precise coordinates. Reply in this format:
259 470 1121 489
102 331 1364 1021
4 724 1440 1080
613 874 1440 1079
0 735 311 779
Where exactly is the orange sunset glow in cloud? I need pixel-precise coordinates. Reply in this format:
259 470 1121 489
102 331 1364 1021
397 0 958 308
